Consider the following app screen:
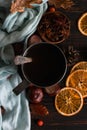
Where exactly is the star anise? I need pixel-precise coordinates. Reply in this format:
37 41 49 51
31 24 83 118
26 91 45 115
63 45 80 67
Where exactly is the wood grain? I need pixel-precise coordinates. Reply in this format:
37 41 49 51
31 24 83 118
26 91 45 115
29 0 87 129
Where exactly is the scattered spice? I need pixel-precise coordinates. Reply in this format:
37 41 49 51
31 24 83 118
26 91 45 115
38 11 70 44
30 104 49 116
63 45 80 67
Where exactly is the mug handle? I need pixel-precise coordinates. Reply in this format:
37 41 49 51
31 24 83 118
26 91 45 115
13 79 29 95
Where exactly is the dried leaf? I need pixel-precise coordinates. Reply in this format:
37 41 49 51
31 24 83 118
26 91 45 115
30 104 49 116
48 0 74 9
10 0 42 13
60 0 75 9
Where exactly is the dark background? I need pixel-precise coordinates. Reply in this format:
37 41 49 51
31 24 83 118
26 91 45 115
30 0 87 130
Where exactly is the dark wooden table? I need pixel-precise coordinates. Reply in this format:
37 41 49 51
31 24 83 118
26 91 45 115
30 0 87 130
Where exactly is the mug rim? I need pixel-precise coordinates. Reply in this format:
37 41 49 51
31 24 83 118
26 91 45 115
21 42 67 88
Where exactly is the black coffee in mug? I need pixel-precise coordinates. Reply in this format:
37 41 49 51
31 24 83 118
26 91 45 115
22 43 67 87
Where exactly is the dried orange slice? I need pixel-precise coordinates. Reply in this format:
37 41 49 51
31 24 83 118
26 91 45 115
66 69 87 98
70 61 87 73
55 87 83 116
78 12 87 36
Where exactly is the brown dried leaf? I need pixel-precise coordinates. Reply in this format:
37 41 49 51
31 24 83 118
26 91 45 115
10 0 42 13
48 0 74 9
30 104 49 116
60 0 75 9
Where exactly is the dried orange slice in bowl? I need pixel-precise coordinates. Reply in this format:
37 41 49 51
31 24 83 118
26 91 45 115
66 69 87 98
78 12 87 36
70 61 87 73
55 87 83 116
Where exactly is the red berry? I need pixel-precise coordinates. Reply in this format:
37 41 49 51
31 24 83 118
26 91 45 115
37 119 44 126
49 7 56 12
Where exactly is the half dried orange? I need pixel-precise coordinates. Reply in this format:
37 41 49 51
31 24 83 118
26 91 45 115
66 69 87 98
70 61 87 73
55 87 83 116
78 12 87 36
